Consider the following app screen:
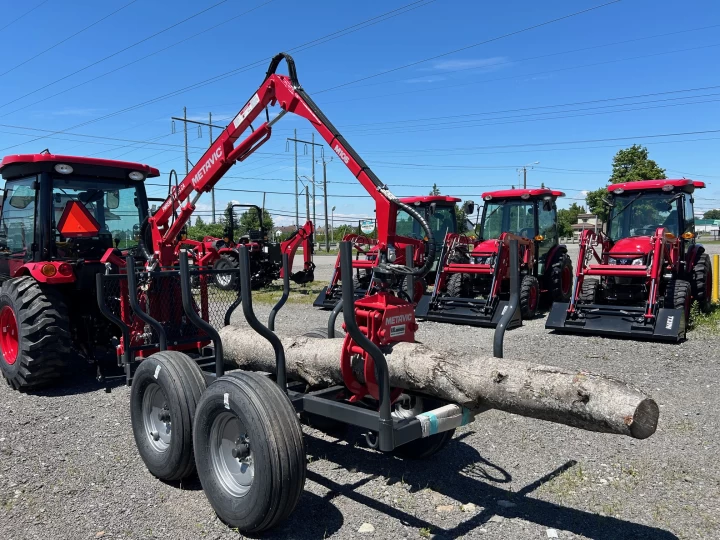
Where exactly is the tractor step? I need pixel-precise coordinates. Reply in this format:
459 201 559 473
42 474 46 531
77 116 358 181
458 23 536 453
313 286 365 310
545 302 686 342
415 293 521 328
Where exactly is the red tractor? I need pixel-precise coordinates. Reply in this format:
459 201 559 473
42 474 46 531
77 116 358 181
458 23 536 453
416 188 573 326
314 195 462 308
0 153 159 389
546 179 712 341
192 203 314 291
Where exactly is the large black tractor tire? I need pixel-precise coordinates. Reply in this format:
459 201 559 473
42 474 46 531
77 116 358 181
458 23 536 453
302 328 329 339
193 372 306 533
352 273 369 293
391 396 455 460
397 275 427 303
519 275 540 319
664 278 692 318
130 351 207 481
445 273 472 298
549 254 573 302
213 255 239 291
0 277 71 390
692 253 713 313
578 278 599 305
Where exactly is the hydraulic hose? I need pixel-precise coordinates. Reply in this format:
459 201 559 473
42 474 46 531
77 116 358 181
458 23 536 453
380 198 436 278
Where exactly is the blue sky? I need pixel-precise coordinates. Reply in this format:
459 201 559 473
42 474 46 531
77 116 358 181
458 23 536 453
1 0 719 227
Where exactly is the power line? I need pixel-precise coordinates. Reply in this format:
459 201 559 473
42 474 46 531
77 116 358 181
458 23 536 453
0 0 435 152
0 0 50 33
0 0 138 77
0 1 275 118
0 0 232 110
314 0 622 94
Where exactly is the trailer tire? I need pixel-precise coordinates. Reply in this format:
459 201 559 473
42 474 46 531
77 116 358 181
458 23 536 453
0 277 71 390
664 278 692 317
213 255 239 291
130 351 207 481
692 253 713 313
579 278 599 305
194 372 306 533
549 254 573 302
519 275 540 319
445 273 472 298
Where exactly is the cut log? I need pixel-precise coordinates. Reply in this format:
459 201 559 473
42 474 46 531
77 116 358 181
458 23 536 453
218 326 658 439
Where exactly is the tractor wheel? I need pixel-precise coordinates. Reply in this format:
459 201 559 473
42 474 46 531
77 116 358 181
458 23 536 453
213 255 239 291
194 372 306 533
0 277 71 390
549 254 573 302
692 253 713 313
391 396 455 460
302 328 329 339
398 276 427 303
445 273 472 298
519 275 540 319
578 278 599 305
664 278 692 318
130 351 207 481
352 273 369 293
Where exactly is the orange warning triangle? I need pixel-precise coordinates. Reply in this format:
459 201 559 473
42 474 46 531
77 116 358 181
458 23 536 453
57 201 101 238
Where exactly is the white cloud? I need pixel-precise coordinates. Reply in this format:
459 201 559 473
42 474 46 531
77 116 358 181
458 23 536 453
51 107 104 116
430 57 509 72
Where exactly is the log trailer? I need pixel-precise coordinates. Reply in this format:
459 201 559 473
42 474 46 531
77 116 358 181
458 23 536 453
313 195 462 309
546 179 712 341
416 189 573 327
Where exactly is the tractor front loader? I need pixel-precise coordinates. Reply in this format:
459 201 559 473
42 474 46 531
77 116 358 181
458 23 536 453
417 189 573 327
546 179 712 341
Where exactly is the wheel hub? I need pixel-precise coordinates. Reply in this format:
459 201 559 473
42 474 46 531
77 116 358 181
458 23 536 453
210 412 254 497
142 383 171 452
0 306 19 365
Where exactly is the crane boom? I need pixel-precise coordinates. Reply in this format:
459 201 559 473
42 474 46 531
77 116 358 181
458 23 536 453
149 53 400 267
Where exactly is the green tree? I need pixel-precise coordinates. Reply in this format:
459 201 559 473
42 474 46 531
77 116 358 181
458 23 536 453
237 208 274 236
557 202 586 237
703 209 720 220
586 144 666 221
429 183 441 196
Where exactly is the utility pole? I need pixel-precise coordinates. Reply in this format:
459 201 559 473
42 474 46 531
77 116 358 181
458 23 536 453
311 133 316 227
171 109 225 220
286 133 323 228
320 154 333 252
517 161 540 189
305 186 310 223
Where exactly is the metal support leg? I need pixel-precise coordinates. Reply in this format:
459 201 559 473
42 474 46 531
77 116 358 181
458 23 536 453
493 239 519 358
268 253 290 331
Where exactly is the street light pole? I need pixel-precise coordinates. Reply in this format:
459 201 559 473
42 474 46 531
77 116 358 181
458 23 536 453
518 161 540 189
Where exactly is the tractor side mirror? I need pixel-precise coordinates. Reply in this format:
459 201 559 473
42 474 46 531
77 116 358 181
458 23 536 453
106 190 120 209
429 202 437 215
542 197 553 212
462 200 475 216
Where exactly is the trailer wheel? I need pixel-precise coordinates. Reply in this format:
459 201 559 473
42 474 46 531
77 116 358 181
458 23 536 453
579 278 599 305
519 275 540 319
391 397 454 460
445 273 472 298
664 278 692 318
549 254 573 302
692 253 713 313
130 351 207 481
0 277 71 390
194 372 306 533
213 255 239 291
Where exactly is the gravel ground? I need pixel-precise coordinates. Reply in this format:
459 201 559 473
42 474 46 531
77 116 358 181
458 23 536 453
1 253 719 540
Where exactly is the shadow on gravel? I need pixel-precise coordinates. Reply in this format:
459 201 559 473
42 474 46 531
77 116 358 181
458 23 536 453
28 371 127 397
303 429 678 540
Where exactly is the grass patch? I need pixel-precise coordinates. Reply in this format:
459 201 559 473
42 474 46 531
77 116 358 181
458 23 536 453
251 281 327 305
689 301 720 334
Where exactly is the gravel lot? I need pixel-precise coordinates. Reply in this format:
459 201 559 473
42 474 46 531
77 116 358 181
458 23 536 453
1 253 719 539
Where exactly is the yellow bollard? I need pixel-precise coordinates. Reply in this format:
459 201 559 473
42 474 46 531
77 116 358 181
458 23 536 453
713 254 719 304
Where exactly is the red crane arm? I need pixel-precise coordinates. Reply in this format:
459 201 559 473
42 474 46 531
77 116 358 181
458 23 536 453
149 53 398 266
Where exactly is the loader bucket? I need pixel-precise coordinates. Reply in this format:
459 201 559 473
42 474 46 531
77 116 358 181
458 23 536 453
289 268 315 285
415 293 522 328
545 302 687 342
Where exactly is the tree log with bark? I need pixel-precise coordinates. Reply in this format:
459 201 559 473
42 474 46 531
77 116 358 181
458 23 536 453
218 327 658 439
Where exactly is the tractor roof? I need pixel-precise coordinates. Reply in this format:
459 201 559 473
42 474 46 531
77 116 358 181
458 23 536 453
400 195 461 205
0 153 160 181
481 188 565 201
608 179 705 194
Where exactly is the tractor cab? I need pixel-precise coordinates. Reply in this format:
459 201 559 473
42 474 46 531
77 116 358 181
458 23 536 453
477 188 564 277
0 154 156 280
